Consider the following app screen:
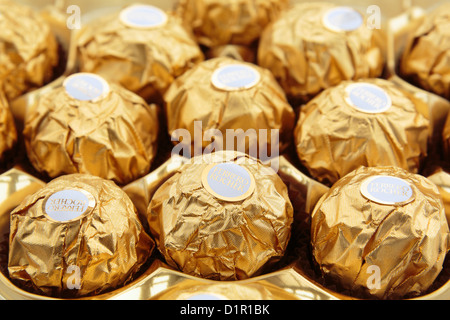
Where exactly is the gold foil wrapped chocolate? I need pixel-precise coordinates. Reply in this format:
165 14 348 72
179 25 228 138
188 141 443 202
0 0 59 101
442 106 450 162
427 168 450 229
164 57 295 156
23 73 159 185
175 0 289 48
8 174 154 298
147 151 293 281
205 44 256 63
0 93 17 161
76 4 204 102
311 166 450 300
399 3 450 100
258 2 385 102
294 78 430 186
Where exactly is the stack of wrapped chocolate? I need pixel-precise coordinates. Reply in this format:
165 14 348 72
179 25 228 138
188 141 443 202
0 0 449 300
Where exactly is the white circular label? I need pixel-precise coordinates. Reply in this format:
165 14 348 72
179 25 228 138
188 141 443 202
201 163 255 202
322 6 363 32
63 73 110 102
211 64 261 91
360 175 415 206
345 83 392 114
119 4 168 29
44 189 96 222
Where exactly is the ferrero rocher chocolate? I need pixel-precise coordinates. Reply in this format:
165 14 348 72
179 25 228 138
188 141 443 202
205 44 256 63
164 57 295 156
294 78 430 186
0 0 59 101
311 166 450 300
175 0 289 48
400 3 450 100
0 92 17 161
258 2 385 102
23 73 159 185
148 151 293 280
427 168 450 229
8 174 154 298
76 4 204 102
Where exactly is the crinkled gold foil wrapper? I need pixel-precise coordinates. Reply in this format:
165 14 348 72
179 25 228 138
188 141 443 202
23 78 159 185
294 78 430 186
76 5 204 102
175 0 289 48
0 93 17 161
427 168 450 230
311 166 450 300
147 151 293 281
258 2 385 103
441 104 450 162
8 174 154 298
0 0 59 101
399 3 450 100
205 44 256 63
164 57 295 155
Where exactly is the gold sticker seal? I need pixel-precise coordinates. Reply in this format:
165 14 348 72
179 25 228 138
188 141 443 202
201 163 256 202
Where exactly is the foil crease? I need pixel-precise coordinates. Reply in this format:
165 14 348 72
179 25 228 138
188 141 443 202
76 5 204 102
23 80 159 185
164 57 295 156
0 92 17 161
399 3 450 100
0 0 59 101
311 166 450 300
175 0 289 48
294 78 430 186
258 2 385 103
147 151 294 281
8 174 154 298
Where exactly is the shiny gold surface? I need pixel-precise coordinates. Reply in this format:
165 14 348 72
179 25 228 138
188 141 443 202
148 151 293 280
0 0 59 102
8 174 154 298
399 3 450 100
204 44 256 63
23 76 159 186
0 0 448 301
164 57 295 155
0 157 448 300
294 78 430 186
427 169 450 229
175 0 289 48
76 4 204 102
0 93 17 162
311 166 450 299
258 2 386 103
